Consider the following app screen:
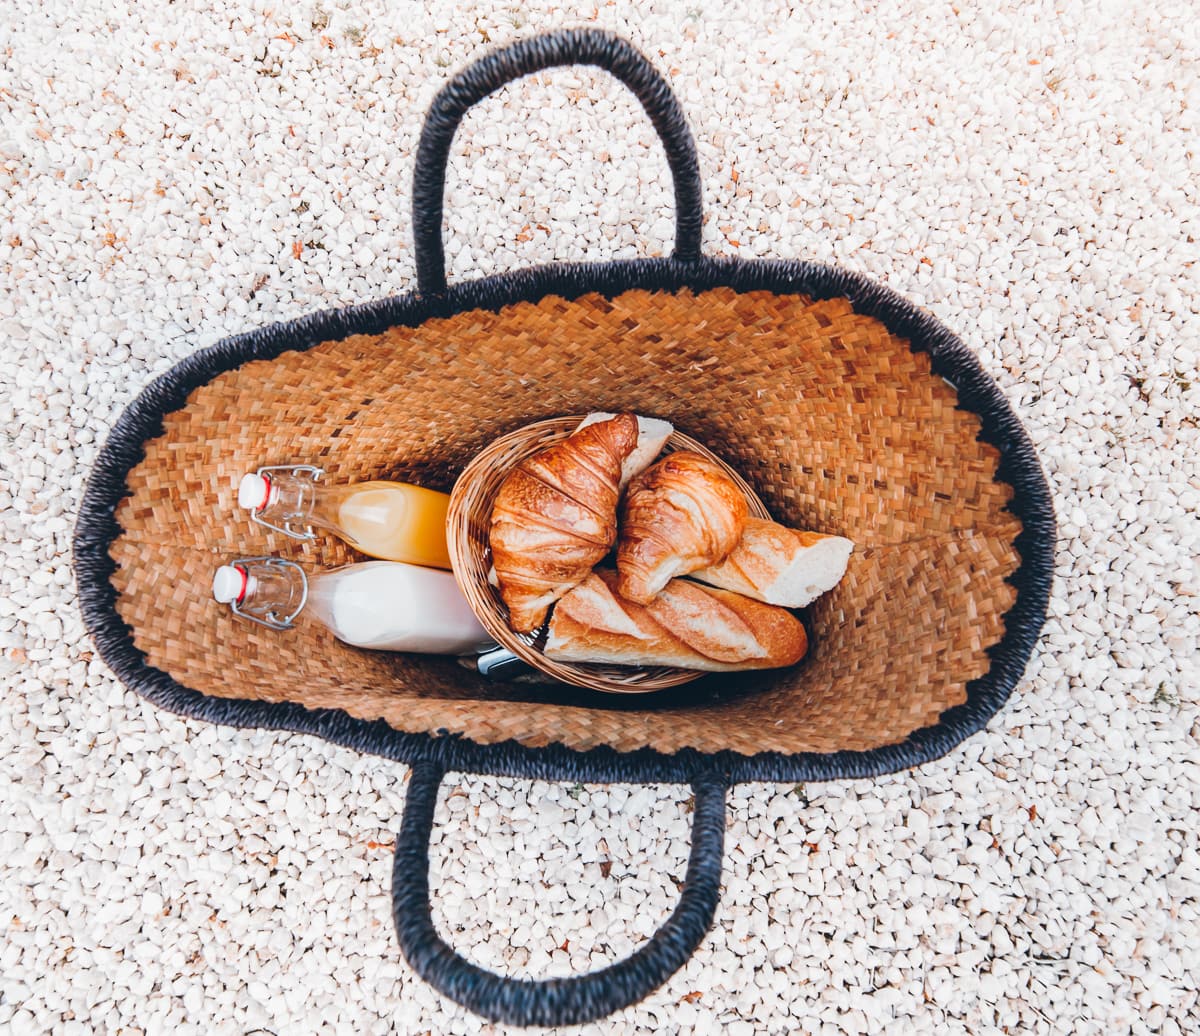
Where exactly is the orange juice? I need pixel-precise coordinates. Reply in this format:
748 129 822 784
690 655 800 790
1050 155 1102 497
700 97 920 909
239 468 452 569
335 483 451 569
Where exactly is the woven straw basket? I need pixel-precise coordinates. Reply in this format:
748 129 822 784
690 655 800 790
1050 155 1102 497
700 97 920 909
74 30 1055 1027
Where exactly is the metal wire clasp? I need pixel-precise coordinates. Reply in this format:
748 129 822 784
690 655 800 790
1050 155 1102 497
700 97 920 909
229 556 308 631
248 464 324 541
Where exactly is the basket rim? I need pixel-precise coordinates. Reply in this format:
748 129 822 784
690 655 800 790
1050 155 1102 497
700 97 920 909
72 255 1056 786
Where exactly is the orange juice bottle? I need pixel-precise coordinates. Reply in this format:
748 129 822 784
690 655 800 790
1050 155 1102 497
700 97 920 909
238 465 452 569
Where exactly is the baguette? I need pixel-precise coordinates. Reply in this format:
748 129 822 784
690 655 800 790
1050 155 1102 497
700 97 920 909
690 518 853 608
545 569 807 672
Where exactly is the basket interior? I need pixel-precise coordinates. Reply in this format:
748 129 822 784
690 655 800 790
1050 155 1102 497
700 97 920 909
109 287 1022 757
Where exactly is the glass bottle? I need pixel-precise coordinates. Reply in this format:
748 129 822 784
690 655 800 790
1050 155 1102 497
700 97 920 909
212 557 493 654
238 465 452 569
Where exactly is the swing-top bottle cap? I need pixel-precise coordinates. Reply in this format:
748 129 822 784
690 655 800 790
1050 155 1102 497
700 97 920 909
238 473 271 511
212 564 248 604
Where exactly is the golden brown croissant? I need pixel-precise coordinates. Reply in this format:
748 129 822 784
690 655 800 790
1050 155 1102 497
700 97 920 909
615 451 749 604
489 413 639 631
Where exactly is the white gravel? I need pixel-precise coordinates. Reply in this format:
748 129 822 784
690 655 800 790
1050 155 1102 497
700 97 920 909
2 0 1198 1033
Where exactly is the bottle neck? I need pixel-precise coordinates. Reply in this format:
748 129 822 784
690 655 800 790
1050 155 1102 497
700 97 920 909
258 470 345 539
232 558 308 629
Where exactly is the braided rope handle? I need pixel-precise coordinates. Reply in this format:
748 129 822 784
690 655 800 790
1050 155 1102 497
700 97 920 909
411 28 704 295
393 761 728 1026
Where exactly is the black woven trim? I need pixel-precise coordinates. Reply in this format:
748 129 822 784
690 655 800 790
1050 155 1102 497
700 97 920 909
392 761 727 1025
72 255 1055 787
413 29 703 294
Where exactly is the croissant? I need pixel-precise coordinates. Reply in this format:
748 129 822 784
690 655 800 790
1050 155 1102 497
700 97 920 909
489 412 639 631
615 450 749 604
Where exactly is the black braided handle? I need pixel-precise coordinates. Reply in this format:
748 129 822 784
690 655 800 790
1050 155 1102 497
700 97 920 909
393 761 728 1026
412 28 704 295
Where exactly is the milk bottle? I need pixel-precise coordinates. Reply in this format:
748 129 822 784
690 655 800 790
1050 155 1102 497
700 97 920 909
212 557 493 654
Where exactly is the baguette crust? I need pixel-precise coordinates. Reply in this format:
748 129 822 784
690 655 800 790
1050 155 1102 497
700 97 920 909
575 412 674 488
691 517 854 607
545 569 807 672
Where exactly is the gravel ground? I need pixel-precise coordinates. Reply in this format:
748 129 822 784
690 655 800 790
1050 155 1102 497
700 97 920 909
2 1 1198 1033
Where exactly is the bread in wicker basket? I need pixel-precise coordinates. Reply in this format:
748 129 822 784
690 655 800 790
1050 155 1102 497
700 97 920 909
446 416 773 693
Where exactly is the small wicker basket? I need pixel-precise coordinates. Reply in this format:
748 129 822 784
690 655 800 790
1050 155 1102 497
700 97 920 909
446 416 773 693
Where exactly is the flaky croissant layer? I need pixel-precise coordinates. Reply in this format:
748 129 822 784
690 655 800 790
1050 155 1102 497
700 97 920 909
489 413 639 632
616 450 749 605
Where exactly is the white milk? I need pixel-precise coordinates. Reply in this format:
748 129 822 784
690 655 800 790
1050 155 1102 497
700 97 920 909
306 561 493 654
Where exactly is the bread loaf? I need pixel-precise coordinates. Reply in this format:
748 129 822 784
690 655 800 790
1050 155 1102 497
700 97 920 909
545 569 807 672
690 517 853 608
574 412 673 488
